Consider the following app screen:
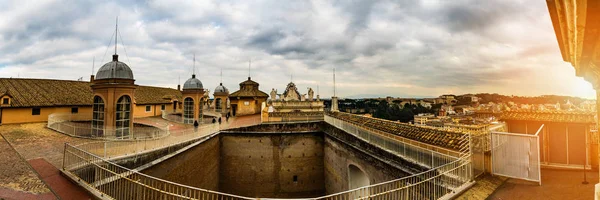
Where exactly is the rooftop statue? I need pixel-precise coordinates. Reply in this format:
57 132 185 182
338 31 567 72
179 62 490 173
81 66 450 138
270 88 277 101
283 82 301 101
308 87 314 101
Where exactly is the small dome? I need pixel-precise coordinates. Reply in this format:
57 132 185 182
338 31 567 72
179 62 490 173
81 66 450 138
183 74 203 90
214 83 229 93
96 55 134 80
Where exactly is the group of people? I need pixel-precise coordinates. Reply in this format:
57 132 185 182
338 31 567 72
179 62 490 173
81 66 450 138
193 112 232 127
211 112 231 124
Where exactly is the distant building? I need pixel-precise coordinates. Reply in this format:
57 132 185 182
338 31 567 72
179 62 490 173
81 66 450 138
414 113 436 125
263 82 324 122
0 63 180 128
228 77 268 116
212 83 230 113
181 73 206 124
500 110 596 169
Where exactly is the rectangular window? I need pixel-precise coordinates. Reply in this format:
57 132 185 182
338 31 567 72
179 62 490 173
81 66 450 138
146 105 151 112
32 108 41 115
2 98 8 104
161 104 165 110
71 107 78 114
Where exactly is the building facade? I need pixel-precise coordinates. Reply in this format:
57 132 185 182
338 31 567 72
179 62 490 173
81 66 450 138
0 78 181 125
228 77 268 116
181 74 206 124
263 82 324 122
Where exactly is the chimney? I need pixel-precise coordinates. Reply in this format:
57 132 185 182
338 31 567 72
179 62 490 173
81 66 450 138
90 75 95 83
177 84 181 91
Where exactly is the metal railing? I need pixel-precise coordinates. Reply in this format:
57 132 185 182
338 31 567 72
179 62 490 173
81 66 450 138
70 124 219 159
161 110 184 124
48 113 169 140
61 113 473 200
312 156 472 200
63 142 254 200
263 114 324 123
325 115 464 168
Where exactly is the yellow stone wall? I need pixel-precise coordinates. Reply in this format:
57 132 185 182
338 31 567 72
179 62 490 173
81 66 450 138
231 98 266 116
133 104 174 118
1 106 93 124
0 103 175 124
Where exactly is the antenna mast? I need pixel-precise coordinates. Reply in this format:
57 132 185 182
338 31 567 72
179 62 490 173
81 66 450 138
220 67 223 83
92 57 95 74
333 68 336 97
115 16 118 55
193 54 196 75
248 59 251 78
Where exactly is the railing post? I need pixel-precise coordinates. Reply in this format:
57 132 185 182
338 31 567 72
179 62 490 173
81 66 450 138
62 143 67 170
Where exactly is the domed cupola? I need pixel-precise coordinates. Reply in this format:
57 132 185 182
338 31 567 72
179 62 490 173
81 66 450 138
214 83 229 93
183 74 203 90
96 55 134 80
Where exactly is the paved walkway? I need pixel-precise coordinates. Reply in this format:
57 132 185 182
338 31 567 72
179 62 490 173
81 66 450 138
456 174 506 200
0 133 55 200
28 158 91 200
226 114 261 129
489 168 597 200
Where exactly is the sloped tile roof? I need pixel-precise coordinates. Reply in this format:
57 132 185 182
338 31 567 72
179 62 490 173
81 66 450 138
229 89 269 98
0 78 181 107
499 110 595 124
229 77 269 98
329 112 466 151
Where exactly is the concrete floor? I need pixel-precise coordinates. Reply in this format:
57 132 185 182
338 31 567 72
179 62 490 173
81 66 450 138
489 168 597 200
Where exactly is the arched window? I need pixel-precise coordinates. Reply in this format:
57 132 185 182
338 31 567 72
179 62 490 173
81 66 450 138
92 96 105 137
215 98 222 110
183 97 194 124
116 95 131 138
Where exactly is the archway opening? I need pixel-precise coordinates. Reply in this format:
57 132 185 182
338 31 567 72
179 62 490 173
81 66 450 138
348 164 369 190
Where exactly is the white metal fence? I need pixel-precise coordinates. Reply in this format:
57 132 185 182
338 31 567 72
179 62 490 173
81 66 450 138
48 113 169 140
62 113 474 200
491 125 542 184
71 124 219 159
63 142 254 200
325 115 465 169
263 114 325 123
312 157 473 200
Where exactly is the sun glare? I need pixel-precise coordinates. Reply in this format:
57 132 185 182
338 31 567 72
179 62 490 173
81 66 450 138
574 77 596 99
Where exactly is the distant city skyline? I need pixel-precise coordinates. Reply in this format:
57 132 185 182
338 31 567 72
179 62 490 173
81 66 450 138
0 0 595 99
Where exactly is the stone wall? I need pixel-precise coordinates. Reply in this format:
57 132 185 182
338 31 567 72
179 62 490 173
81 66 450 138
222 122 322 133
142 136 220 190
323 135 408 194
219 133 325 198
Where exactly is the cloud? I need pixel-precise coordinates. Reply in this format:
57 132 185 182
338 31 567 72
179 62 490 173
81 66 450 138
0 0 594 99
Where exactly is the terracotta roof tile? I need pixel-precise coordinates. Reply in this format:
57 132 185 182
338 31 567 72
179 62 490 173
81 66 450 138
329 112 465 151
0 78 181 107
499 110 595 124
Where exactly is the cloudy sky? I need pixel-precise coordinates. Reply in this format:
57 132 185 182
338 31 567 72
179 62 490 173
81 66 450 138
0 0 595 99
